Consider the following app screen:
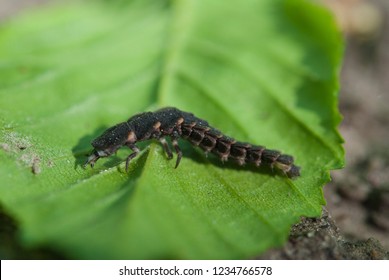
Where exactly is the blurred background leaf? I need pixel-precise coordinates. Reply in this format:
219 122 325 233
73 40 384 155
0 0 343 259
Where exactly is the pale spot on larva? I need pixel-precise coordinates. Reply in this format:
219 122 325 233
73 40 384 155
153 121 161 129
127 131 136 142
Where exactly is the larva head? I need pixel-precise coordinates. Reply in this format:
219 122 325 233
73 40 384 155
83 122 136 168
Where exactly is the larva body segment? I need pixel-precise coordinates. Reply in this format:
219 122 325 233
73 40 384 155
84 107 300 178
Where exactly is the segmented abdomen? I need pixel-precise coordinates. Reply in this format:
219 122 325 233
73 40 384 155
180 121 300 178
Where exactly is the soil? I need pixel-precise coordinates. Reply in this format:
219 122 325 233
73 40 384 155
0 0 388 259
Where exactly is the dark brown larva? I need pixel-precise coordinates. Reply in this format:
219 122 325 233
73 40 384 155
84 107 300 178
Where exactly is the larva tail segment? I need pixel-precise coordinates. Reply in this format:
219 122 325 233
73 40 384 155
226 143 299 178
248 147 300 178
272 153 301 178
180 120 300 178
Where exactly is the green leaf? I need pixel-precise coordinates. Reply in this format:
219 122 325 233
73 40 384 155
0 0 344 259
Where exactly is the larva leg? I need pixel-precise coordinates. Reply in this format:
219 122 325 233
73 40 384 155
125 143 140 172
171 131 182 169
159 138 173 160
172 138 182 169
